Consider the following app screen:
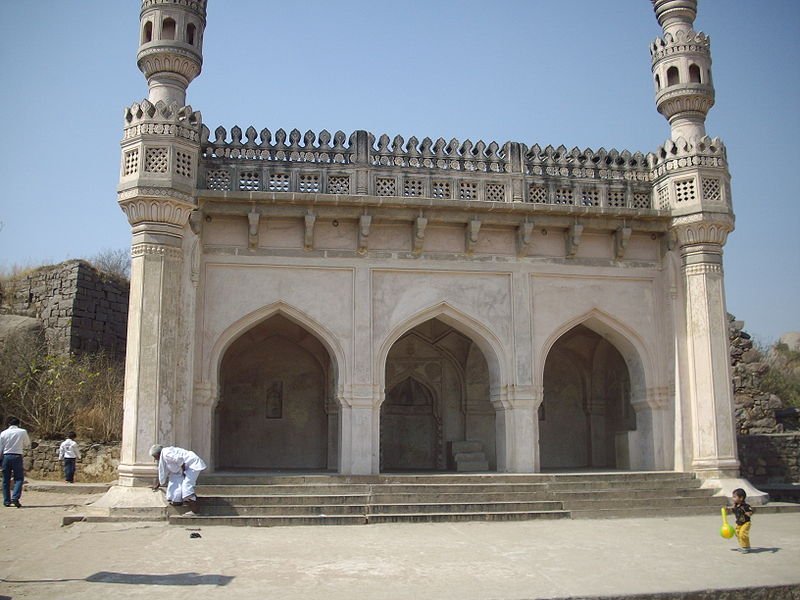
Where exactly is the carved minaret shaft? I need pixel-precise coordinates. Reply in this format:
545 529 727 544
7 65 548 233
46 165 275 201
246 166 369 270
650 1 738 479
116 0 206 486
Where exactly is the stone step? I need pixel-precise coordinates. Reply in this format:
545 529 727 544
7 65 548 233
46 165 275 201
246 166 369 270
197 471 698 486
366 510 571 524
365 487 715 504
195 504 369 517
454 460 490 472
169 514 367 527
196 479 701 496
202 494 371 506
561 496 725 511
570 505 730 519
368 501 564 514
170 509 571 527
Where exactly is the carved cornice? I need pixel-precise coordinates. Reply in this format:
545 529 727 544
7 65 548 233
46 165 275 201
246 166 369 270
137 46 202 83
655 86 715 121
118 193 196 227
684 263 722 276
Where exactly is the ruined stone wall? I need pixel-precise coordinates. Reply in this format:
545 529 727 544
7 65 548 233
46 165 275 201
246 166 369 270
0 260 129 358
730 316 786 434
23 440 120 482
738 433 800 485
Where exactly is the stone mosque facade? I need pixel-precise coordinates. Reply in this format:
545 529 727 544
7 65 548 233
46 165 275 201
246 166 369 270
113 0 755 498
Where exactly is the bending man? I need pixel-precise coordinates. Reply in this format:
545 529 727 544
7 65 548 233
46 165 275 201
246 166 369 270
150 444 207 515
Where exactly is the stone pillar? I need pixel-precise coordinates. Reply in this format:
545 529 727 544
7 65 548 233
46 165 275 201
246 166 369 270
338 385 380 475
673 217 739 478
117 202 193 486
494 386 539 472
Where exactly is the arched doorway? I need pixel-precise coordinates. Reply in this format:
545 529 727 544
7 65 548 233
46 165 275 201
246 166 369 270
216 314 336 470
540 324 635 469
381 318 496 472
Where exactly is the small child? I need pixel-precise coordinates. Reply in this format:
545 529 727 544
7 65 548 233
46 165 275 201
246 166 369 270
729 487 754 553
57 432 81 483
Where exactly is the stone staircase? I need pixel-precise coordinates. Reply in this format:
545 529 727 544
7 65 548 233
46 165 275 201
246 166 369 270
169 471 727 527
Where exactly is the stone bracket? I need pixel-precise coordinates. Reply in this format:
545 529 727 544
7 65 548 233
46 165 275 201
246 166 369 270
466 219 481 254
516 221 534 256
614 225 632 260
358 214 372 255
247 208 260 249
413 216 427 255
304 211 316 251
565 222 583 258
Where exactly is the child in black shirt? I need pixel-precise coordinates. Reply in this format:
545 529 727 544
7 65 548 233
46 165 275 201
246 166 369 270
728 487 754 553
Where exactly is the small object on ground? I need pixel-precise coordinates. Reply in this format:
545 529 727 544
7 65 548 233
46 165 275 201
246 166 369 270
183 510 197 517
720 507 735 539
190 532 201 538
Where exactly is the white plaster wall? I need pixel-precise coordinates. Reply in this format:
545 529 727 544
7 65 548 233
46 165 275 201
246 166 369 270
200 262 355 390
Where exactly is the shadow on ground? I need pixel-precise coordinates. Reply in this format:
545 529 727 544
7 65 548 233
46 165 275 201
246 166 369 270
2 571 234 586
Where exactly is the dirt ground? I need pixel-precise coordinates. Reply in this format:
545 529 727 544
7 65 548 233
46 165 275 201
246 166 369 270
1 490 799 600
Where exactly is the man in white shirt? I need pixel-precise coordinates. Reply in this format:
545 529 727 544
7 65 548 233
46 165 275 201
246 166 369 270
150 444 207 516
58 431 81 483
1 417 31 507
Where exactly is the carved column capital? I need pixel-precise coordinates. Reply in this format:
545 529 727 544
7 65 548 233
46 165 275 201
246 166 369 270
118 191 196 228
670 213 733 248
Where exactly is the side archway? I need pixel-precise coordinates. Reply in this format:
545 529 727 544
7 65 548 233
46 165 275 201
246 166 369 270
537 310 659 470
205 302 347 471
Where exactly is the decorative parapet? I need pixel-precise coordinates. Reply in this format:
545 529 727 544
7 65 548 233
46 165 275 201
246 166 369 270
648 136 731 211
650 29 710 64
649 135 726 173
123 99 202 142
199 126 656 210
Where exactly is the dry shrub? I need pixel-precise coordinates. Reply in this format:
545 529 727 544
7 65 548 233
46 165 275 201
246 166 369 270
0 333 124 441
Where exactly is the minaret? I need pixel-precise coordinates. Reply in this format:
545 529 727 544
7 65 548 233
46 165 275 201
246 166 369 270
650 1 745 488
651 0 715 141
137 0 207 105
115 1 206 487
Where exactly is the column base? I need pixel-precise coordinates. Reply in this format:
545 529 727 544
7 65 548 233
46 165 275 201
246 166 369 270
699 477 770 506
85 485 169 520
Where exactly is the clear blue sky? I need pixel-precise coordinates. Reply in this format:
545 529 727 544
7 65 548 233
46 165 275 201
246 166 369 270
0 1 798 342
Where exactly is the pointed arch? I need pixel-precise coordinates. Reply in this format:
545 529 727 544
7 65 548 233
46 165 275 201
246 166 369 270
538 308 653 401
207 301 348 404
376 301 509 392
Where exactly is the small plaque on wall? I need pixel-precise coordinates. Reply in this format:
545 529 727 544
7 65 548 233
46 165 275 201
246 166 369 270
266 381 283 419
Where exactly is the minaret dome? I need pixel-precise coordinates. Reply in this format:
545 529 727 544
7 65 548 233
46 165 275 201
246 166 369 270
137 0 207 106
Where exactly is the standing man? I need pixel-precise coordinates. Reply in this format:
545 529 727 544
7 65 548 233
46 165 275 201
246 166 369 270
149 444 207 516
1 417 31 508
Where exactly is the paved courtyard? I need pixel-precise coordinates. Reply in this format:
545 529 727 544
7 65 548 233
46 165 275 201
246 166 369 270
0 490 799 599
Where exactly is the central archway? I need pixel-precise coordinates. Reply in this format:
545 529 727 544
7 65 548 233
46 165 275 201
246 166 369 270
215 314 336 470
381 318 496 472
